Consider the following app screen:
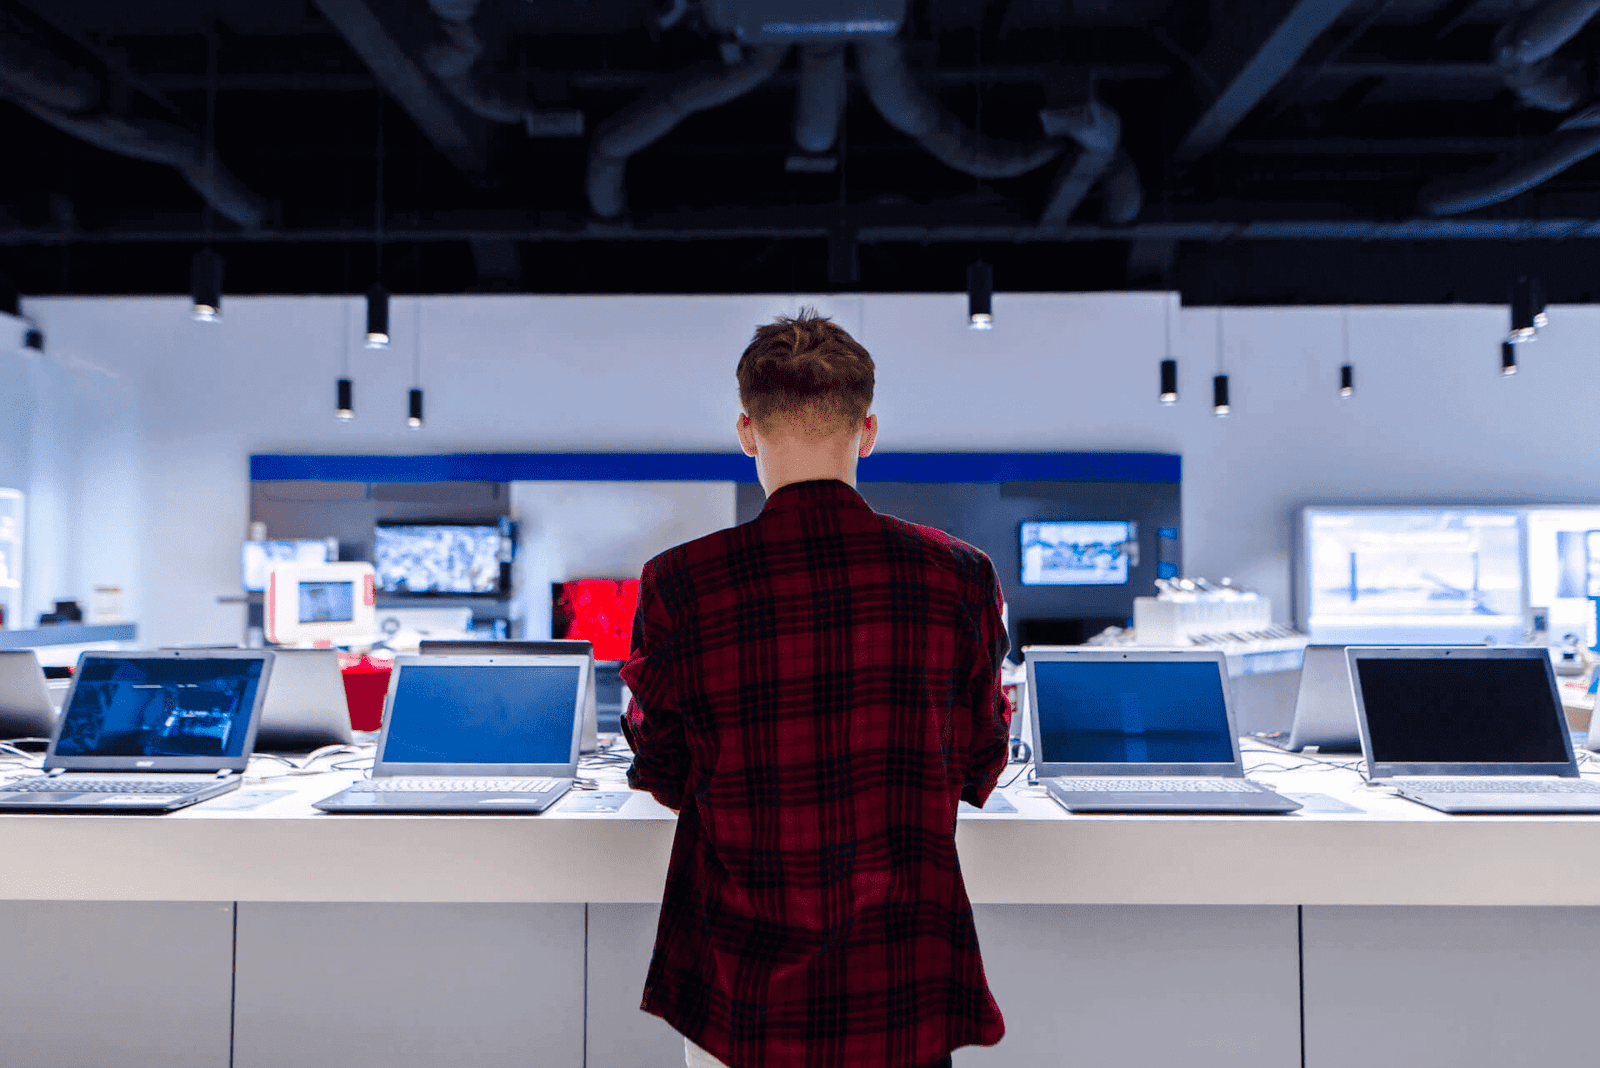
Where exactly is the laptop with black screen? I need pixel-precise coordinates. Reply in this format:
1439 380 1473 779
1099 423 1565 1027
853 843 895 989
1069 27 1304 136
1349 645 1600 814
0 650 272 812
314 653 586 813
1025 647 1300 814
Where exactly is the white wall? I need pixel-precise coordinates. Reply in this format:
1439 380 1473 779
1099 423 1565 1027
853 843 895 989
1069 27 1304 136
0 312 140 630
24 292 1600 647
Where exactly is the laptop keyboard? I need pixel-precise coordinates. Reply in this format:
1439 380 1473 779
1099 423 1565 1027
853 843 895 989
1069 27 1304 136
349 777 559 793
1052 777 1265 793
1401 780 1600 794
0 778 213 794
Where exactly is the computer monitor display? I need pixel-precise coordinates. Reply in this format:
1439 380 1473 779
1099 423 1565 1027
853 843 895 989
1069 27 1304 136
1525 508 1600 642
382 664 580 764
552 579 639 661
1355 656 1568 765
55 656 265 759
374 521 507 595
1020 521 1132 586
1031 659 1235 764
1301 508 1524 644
241 539 329 593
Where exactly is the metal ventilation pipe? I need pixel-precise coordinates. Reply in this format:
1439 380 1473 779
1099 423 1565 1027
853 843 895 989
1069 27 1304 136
424 0 583 136
793 44 846 154
0 32 267 229
1100 147 1143 226
1493 0 1600 111
854 38 1062 179
587 45 788 218
1423 106 1600 215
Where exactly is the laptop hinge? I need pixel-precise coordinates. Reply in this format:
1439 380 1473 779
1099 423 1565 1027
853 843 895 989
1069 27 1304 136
45 768 65 777
215 769 234 780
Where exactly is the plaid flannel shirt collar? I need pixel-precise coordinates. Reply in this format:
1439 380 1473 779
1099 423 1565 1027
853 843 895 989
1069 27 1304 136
758 478 872 515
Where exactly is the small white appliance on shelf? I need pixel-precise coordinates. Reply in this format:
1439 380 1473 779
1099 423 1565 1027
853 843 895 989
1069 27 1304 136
266 562 377 648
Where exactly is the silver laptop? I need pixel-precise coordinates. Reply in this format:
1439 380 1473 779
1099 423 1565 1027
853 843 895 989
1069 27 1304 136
0 650 58 741
0 649 273 812
419 639 598 753
315 653 586 814
1026 647 1301 814
1252 645 1362 754
1350 645 1600 814
164 646 353 751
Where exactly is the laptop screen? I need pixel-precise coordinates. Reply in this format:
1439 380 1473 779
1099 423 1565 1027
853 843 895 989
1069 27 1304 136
382 664 580 765
1033 659 1235 764
56 656 265 759
1355 656 1569 764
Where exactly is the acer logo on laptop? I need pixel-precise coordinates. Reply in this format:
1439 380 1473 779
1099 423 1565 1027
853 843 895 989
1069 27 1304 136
135 760 155 767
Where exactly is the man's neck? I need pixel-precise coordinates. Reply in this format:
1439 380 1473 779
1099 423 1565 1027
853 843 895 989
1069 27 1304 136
762 465 856 495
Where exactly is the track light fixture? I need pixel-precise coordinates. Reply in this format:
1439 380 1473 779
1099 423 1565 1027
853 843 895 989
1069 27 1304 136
1508 276 1544 343
1500 341 1518 376
1340 364 1354 398
1212 374 1230 417
365 283 390 348
967 261 993 330
337 377 354 420
1160 359 1178 405
408 388 424 429
191 249 223 322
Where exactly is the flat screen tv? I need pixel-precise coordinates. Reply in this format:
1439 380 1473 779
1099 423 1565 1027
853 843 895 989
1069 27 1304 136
374 519 511 596
1299 507 1524 644
552 579 639 661
1020 521 1133 586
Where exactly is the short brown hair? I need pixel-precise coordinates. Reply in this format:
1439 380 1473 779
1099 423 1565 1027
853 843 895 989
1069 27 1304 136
736 308 875 433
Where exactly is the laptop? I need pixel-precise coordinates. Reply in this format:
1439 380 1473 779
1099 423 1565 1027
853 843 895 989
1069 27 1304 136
1025 647 1301 813
0 650 58 741
314 653 586 814
1349 645 1600 814
0 649 273 813
420 639 598 753
1251 644 1362 754
164 646 353 751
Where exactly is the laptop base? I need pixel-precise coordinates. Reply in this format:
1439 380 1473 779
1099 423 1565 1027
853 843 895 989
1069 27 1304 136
1043 779 1301 814
0 777 240 813
1248 730 1361 756
1394 789 1600 815
315 782 574 814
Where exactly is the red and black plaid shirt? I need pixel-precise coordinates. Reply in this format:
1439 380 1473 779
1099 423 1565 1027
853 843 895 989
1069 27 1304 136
622 479 1012 1068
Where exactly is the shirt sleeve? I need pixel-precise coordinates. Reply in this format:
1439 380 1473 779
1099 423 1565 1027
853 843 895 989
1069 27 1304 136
620 557 690 812
961 563 1014 809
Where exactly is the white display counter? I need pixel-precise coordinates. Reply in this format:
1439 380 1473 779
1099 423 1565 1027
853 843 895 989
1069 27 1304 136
2 744 1598 1068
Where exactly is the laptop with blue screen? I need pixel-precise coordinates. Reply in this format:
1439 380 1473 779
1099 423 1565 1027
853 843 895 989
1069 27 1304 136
314 653 587 813
0 649 272 812
1025 647 1300 813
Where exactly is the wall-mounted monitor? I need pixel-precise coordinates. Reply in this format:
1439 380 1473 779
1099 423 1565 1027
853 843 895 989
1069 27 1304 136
1299 507 1524 644
1020 521 1133 587
241 539 330 593
374 519 511 596
1525 507 1600 643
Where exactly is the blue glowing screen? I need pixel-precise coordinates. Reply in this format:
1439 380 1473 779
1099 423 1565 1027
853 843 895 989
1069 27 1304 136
1032 660 1235 764
56 657 264 758
382 665 580 765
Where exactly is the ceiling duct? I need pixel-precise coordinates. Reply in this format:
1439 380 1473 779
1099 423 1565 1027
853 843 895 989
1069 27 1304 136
1423 105 1600 214
424 0 583 136
587 45 789 218
855 38 1063 180
1038 99 1141 227
1492 0 1600 111
702 0 904 43
793 44 846 154
0 24 266 228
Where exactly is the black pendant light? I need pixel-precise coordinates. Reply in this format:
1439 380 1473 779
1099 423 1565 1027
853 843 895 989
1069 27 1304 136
1212 375 1230 417
1160 360 1178 405
23 327 44 352
1508 275 1543 343
967 261 993 330
408 388 424 429
1500 340 1519 376
336 298 354 420
407 299 424 429
365 282 390 348
337 377 355 420
1340 364 1354 398
191 249 223 322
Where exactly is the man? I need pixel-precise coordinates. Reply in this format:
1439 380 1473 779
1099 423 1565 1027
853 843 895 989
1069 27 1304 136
622 309 1012 1068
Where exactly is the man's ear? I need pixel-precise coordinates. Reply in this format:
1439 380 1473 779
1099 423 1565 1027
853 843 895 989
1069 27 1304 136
858 413 879 458
736 413 759 458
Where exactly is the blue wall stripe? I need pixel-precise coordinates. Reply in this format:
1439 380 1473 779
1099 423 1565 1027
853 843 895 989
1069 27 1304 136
250 451 1180 484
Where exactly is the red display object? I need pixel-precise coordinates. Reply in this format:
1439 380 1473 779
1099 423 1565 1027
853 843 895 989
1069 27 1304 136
553 579 640 661
337 652 392 732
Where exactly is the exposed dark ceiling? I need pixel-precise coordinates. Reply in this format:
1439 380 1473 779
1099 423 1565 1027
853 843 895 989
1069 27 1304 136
4 0 1600 304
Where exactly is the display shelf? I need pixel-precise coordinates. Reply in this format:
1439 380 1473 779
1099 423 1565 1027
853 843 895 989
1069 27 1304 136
0 623 137 650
